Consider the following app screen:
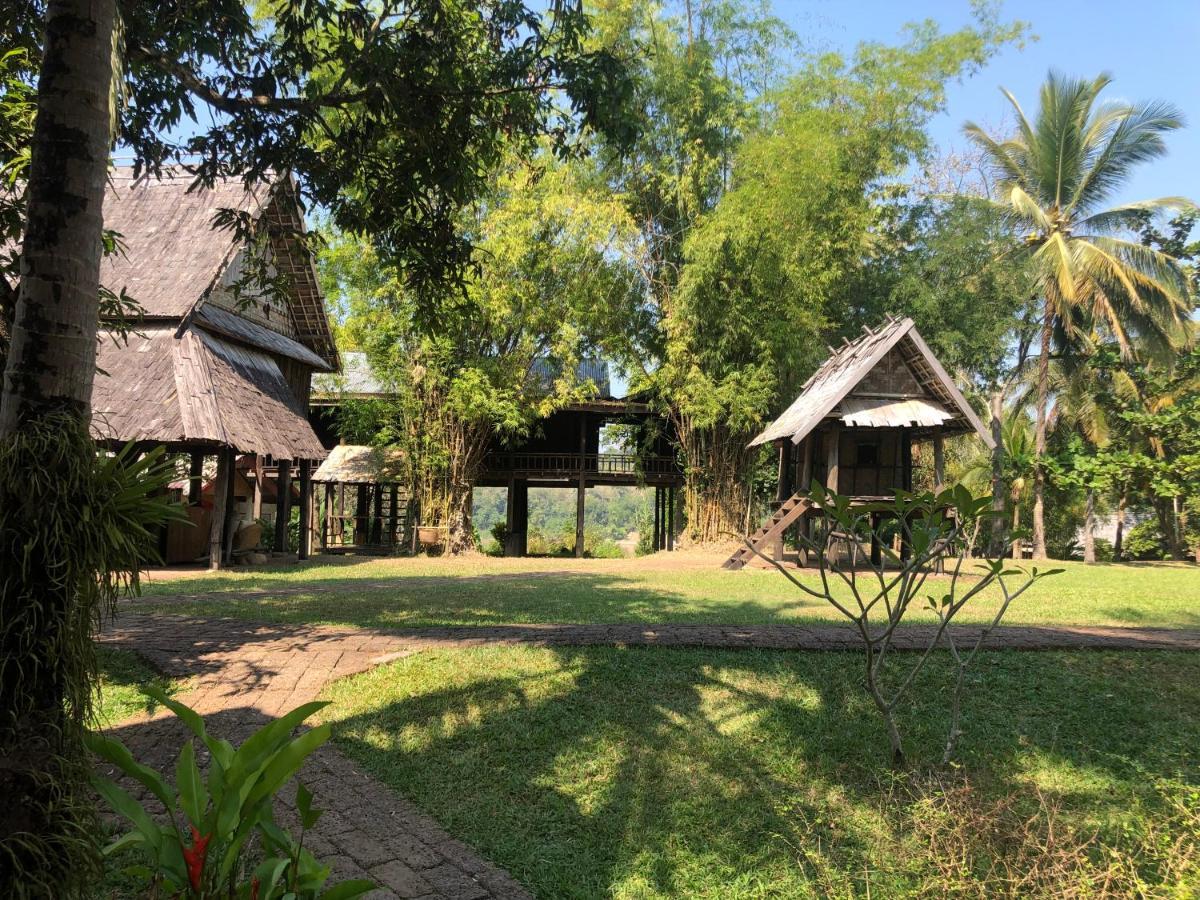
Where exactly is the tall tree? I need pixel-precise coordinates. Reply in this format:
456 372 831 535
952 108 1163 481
0 1 628 891
645 9 1024 541
322 153 643 551
965 71 1195 559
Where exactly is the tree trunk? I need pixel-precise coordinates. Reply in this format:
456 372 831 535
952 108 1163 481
1010 492 1022 560
1082 487 1096 563
1113 487 1126 561
677 416 754 544
1031 305 1052 560
0 0 117 891
0 0 113 433
1154 497 1185 561
989 389 1005 555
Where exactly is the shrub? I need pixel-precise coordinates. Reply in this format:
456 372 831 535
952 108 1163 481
87 687 373 899
749 485 1058 767
1125 519 1168 560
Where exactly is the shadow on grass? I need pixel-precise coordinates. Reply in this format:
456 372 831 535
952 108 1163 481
129 569 835 629
323 645 1200 898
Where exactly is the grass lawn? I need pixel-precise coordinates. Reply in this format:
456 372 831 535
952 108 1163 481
129 553 1200 630
93 646 180 727
321 645 1200 898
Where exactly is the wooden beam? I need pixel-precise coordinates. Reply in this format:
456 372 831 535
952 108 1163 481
653 485 661 551
933 426 945 491
222 451 237 564
252 454 264 520
297 459 312 560
209 450 232 570
323 483 334 549
775 439 790 503
273 460 291 553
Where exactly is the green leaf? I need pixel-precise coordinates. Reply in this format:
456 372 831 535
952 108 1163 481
296 781 322 830
85 731 176 813
245 725 332 810
92 775 162 854
176 739 207 828
319 879 378 899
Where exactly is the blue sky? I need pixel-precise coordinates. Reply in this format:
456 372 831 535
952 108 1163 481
778 0 1199 206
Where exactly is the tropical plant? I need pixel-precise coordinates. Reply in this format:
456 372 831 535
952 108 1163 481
959 409 1036 558
746 484 1058 767
0 433 181 898
87 686 372 899
965 71 1195 558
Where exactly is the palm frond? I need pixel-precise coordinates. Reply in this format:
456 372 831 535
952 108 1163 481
1077 197 1197 234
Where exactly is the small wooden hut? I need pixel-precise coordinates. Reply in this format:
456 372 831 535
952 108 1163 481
88 168 337 568
725 316 993 569
312 444 411 554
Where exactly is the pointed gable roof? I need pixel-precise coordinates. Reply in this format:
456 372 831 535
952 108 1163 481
101 167 337 369
749 317 993 448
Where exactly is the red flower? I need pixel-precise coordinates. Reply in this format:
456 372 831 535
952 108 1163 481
182 824 211 893
250 877 261 900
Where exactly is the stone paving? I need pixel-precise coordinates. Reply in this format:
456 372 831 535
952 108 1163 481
97 612 1200 899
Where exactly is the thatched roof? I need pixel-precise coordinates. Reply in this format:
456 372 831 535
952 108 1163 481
91 325 327 460
750 317 993 448
101 167 337 368
312 444 406 483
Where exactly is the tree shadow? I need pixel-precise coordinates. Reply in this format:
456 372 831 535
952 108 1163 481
322 644 1200 897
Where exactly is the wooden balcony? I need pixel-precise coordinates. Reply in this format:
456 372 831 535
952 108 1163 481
479 452 683 486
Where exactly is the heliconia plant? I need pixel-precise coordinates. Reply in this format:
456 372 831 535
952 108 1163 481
85 686 373 899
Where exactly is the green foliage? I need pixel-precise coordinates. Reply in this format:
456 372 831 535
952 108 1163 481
1125 519 1169 561
0 417 181 899
87 687 371 899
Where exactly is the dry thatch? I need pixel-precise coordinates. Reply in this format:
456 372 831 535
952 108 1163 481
84 168 338 460
312 444 406 483
750 317 993 448
92 325 327 459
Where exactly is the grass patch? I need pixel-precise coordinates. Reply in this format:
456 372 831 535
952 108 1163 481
321 646 1200 898
131 555 1200 630
92 645 180 727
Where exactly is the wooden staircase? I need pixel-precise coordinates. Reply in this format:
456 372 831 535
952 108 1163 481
723 493 814 570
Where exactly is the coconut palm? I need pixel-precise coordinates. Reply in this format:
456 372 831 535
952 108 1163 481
965 71 1195 558
959 408 1036 559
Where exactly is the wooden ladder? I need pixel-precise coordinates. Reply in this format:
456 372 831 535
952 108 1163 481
723 493 814 570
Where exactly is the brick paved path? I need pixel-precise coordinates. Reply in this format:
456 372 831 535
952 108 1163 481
97 613 1200 899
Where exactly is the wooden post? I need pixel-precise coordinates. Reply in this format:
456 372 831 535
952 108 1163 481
667 486 675 551
933 426 945 492
337 483 345 545
824 428 841 565
355 484 369 545
297 459 312 560
388 484 399 546
323 483 334 550
653 485 661 551
188 452 204 506
222 451 237 563
505 477 517 556
208 450 232 570
825 427 841 494
371 483 384 545
252 454 264 520
273 459 291 553
575 411 587 558
775 439 790 503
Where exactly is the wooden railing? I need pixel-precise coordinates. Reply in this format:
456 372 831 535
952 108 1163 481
484 452 680 478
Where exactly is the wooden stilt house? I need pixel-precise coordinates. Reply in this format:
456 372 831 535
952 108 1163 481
312 444 411 554
88 168 337 568
724 317 993 570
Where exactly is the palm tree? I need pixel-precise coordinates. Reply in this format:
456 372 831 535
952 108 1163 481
959 408 1036 559
965 72 1195 558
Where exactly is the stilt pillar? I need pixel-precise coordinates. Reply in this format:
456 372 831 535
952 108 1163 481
209 449 233 570
297 459 312 560
667 486 675 551
575 476 586 558
252 455 264 519
274 459 291 553
933 426 945 492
